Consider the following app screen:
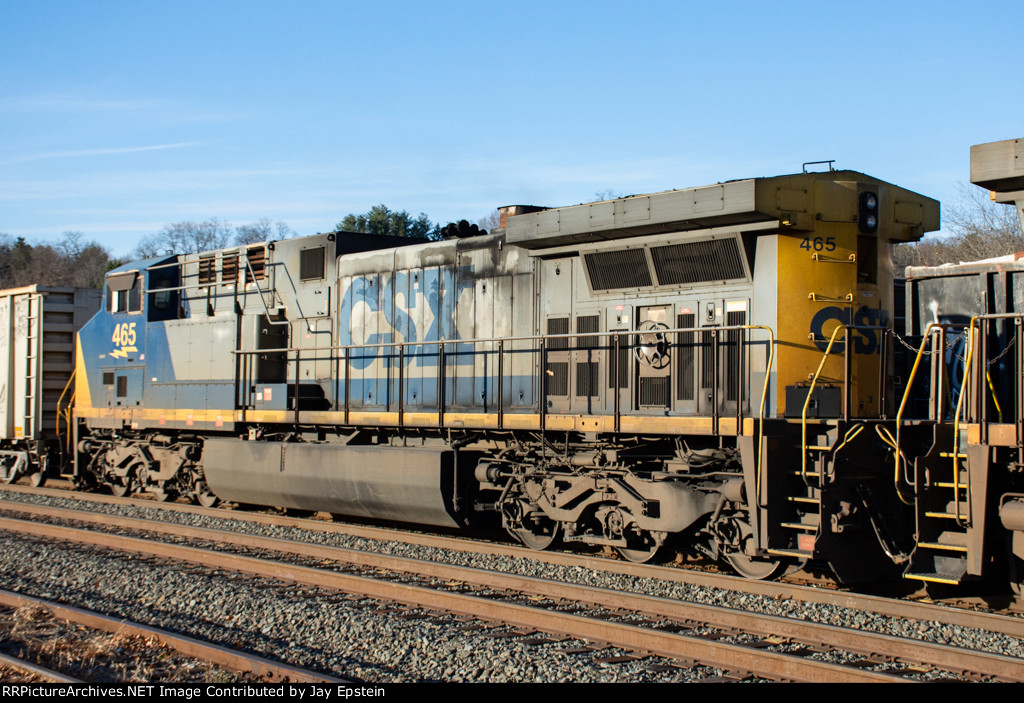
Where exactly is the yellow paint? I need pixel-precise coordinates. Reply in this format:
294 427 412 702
74 336 92 410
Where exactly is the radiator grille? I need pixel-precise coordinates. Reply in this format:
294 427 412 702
651 239 746 286
584 250 652 290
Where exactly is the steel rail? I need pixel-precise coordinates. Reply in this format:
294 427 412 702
0 651 82 683
0 510 932 683
0 588 345 684
4 501 1022 682
5 485 1024 643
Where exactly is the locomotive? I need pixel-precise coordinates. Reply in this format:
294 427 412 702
4 139 1024 590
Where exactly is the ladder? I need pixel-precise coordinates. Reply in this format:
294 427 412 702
904 440 970 584
21 293 40 440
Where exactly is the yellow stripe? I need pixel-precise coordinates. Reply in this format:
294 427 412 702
904 574 960 585
75 406 744 436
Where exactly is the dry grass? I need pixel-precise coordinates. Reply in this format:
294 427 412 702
0 605 263 682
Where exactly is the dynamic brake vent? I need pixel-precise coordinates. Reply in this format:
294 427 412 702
650 239 746 285
584 250 652 290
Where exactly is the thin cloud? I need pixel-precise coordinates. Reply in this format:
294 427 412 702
2 142 201 165
0 95 170 113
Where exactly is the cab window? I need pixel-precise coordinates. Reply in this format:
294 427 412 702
106 272 142 314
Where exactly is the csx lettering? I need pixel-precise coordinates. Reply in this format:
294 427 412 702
809 306 887 354
338 270 474 369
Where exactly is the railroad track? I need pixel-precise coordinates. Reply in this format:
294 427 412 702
0 491 1022 682
4 484 1022 634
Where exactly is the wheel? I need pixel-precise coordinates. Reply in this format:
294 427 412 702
26 471 45 487
194 482 219 508
108 478 132 498
617 531 662 563
725 550 786 580
151 487 174 502
508 517 561 551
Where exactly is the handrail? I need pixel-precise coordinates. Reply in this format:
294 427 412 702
950 313 1024 527
236 324 777 483
800 324 846 483
56 369 76 454
894 323 955 491
950 316 980 527
229 323 768 356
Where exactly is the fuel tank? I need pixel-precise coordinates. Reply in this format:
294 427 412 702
202 439 466 527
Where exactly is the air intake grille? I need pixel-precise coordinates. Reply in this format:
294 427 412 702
546 362 568 396
608 335 630 389
198 256 215 285
547 318 569 350
639 377 669 407
651 239 746 286
576 362 600 397
676 313 695 401
300 247 326 281
702 328 717 388
245 247 266 283
576 315 600 349
221 254 238 284
584 250 652 290
725 310 746 401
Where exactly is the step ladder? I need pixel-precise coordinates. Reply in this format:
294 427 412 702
766 435 830 560
904 450 970 584
21 293 40 440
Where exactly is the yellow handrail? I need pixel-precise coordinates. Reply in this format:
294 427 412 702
894 323 949 490
56 369 76 454
950 316 981 527
801 324 846 482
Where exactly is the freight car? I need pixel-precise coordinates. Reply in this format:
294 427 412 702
63 165 953 586
0 286 101 486
894 137 1024 589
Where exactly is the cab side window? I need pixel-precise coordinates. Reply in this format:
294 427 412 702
106 272 141 314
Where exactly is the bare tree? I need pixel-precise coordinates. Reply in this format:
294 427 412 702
234 218 274 245
233 218 295 245
893 183 1024 272
591 188 624 202
134 218 233 258
476 209 501 232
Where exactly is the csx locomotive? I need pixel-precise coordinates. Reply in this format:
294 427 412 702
5 140 1024 590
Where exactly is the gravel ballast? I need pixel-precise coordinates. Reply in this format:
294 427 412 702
0 487 1021 681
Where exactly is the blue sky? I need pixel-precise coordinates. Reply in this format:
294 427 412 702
2 1 1021 257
